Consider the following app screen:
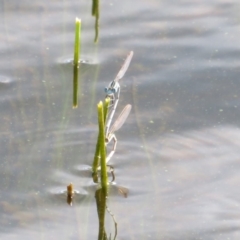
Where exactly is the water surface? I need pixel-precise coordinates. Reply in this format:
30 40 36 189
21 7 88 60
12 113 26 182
1 0 240 239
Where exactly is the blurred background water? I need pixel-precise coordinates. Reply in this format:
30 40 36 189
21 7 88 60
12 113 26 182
1 0 240 239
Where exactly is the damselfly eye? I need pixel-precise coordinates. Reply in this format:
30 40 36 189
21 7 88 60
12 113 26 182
104 87 108 93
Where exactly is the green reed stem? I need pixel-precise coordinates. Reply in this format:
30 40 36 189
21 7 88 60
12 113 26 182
103 98 110 123
95 188 107 240
97 101 108 194
93 0 99 43
73 64 78 108
74 18 81 66
92 0 97 16
92 133 101 180
73 18 81 108
92 98 110 175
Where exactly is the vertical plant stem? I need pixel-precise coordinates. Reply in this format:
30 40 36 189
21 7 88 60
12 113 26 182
92 132 101 179
73 18 81 108
73 65 78 108
92 0 97 16
92 98 110 175
74 18 81 66
103 97 110 123
94 0 99 43
95 188 107 240
97 101 108 195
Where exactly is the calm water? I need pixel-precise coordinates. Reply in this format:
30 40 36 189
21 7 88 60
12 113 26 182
1 0 240 239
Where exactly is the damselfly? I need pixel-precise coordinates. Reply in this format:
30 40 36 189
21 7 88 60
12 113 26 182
105 51 134 136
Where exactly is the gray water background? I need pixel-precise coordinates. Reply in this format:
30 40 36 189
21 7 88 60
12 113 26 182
1 0 240 239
